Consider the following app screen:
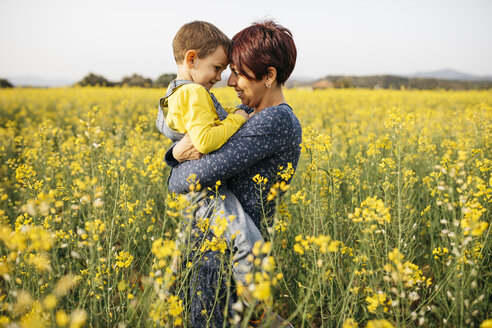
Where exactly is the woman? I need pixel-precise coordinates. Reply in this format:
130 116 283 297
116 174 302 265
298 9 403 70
165 21 301 327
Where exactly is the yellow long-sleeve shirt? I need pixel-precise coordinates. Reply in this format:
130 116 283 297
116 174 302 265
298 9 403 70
165 84 246 154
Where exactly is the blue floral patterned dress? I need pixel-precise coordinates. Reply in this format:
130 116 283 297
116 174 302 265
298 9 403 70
165 103 302 327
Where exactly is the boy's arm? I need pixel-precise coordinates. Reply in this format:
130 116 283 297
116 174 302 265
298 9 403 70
181 86 246 154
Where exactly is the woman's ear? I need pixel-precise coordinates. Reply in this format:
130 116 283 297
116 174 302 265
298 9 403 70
185 50 198 68
265 67 277 87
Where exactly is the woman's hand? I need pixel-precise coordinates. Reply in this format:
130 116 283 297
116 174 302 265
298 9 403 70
173 134 203 162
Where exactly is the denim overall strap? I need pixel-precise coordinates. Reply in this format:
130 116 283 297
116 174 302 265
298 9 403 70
209 93 228 121
156 80 192 142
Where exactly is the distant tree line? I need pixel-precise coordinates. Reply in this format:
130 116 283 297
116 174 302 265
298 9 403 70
75 73 177 88
3 74 492 90
319 75 492 90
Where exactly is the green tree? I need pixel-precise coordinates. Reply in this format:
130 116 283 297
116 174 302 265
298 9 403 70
154 73 177 88
0 78 13 88
76 73 112 86
121 74 152 87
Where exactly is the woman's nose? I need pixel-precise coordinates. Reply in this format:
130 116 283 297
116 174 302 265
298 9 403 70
227 72 236 87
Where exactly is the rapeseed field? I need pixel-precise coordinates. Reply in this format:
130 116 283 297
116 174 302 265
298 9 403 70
0 86 490 327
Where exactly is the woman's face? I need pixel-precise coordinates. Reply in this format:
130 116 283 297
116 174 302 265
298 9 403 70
227 64 267 109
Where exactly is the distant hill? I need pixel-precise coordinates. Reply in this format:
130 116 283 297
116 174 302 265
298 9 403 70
7 76 74 87
315 74 492 90
407 69 492 82
289 69 492 89
285 75 315 88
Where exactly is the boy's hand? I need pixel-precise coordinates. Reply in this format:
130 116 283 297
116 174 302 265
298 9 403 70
235 109 249 121
173 134 203 162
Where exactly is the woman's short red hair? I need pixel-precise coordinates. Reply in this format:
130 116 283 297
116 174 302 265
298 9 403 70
230 21 297 85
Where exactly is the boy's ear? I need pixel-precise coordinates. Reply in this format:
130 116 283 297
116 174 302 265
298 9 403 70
185 50 198 68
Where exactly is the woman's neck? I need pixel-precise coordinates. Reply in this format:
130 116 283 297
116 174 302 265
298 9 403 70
254 87 286 114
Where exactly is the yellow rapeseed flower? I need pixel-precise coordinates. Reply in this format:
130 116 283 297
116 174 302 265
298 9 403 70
366 319 395 328
343 318 358 328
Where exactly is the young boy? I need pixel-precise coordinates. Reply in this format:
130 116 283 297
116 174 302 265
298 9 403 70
156 21 264 287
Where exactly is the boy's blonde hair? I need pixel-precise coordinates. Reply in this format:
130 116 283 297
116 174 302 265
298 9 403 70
173 21 232 63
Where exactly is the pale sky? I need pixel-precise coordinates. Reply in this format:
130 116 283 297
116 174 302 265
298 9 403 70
1 0 491 82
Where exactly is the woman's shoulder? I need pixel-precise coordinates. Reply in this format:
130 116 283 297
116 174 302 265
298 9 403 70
253 103 292 117
255 103 299 125
245 103 301 137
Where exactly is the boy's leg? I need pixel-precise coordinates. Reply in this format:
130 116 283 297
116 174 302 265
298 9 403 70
205 190 294 327
208 188 264 286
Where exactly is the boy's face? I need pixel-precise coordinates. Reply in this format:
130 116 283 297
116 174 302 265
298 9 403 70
190 46 228 90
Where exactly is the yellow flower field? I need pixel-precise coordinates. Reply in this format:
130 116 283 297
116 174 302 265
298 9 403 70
0 86 490 327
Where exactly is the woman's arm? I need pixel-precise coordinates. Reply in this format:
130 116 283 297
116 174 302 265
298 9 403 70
166 105 298 193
